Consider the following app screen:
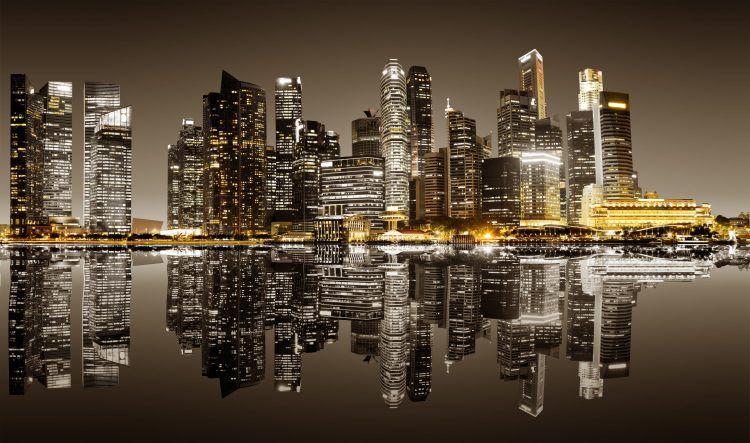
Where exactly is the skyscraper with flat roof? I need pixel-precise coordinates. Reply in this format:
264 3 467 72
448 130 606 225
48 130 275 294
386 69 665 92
518 49 546 119
482 157 521 226
275 77 302 215
352 109 381 157
167 118 204 231
423 148 449 219
594 91 636 199
566 111 597 224
320 156 385 229
379 60 410 214
446 101 481 219
39 81 73 218
521 152 561 226
497 89 535 158
406 66 434 178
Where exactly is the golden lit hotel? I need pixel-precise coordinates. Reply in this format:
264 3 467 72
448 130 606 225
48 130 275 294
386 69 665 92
583 192 713 230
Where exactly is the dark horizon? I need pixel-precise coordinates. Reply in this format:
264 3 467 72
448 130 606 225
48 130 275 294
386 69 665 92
1 0 748 224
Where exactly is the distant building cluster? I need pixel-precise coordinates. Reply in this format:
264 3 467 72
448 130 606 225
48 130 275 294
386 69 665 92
8 50 714 239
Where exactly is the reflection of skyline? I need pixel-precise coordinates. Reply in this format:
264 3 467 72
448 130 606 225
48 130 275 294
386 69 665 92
6 245 722 415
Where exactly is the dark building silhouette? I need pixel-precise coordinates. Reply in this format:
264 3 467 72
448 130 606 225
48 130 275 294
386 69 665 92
352 109 380 158
481 157 521 226
274 76 303 216
406 66 434 178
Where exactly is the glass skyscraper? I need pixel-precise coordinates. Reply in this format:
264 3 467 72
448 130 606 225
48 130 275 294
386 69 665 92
406 66 434 178
446 101 481 219
39 81 74 218
167 118 204 231
379 60 410 214
594 91 636 199
566 111 597 224
274 77 303 215
518 49 546 119
497 89 535 158
352 109 381 157
320 156 385 229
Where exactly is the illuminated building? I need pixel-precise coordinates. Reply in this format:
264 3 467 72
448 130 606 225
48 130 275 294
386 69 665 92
566 111 597 224
497 320 535 379
422 264 447 327
521 152 561 226
90 106 132 234
84 82 120 230
9 74 45 236
407 293 432 401
320 156 384 229
379 259 409 407
423 148 449 219
266 144 276 214
446 100 481 219
594 91 636 199
292 120 326 232
203 71 267 237
40 81 74 218
584 193 714 230
446 265 481 366
497 89 535 158
518 49 546 119
379 60 410 215
352 109 381 157
167 118 204 231
534 117 566 223
482 157 521 226
406 66 434 178
477 133 493 160
578 68 604 111
319 266 384 320
275 76 302 216
271 262 302 392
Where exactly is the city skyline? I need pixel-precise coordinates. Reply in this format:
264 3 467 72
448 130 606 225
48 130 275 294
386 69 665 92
1 0 747 226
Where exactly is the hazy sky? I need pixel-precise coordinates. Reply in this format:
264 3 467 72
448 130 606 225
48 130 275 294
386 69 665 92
1 0 748 223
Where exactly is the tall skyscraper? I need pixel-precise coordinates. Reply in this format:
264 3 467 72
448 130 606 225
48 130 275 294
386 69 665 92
534 118 566 223
39 81 73 218
423 148 449 219
274 77 302 215
497 89 535 158
521 152 561 226
322 130 340 159
320 156 385 229
167 118 204 231
578 68 604 111
406 66 434 178
594 91 636 199
518 49 546 119
203 71 267 237
379 60 410 214
482 156 521 226
90 107 132 234
292 120 326 232
566 111 597 224
352 109 381 157
84 82 121 229
446 101 481 219
9 74 45 236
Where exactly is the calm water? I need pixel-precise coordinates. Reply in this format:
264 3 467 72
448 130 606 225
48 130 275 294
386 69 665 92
1 244 748 442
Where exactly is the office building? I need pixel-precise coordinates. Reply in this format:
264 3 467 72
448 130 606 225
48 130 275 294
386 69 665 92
292 120 326 232
409 176 424 221
423 148 449 219
497 89 535 158
518 49 546 119
584 193 713 230
446 101 481 219
352 109 381 157
521 152 561 226
203 71 267 237
90 107 132 234
534 117 566 223
84 82 121 229
167 118 204 231
39 81 74 218
566 111 597 225
379 60 410 214
275 76 302 215
482 157 521 226
594 91 636 199
578 68 604 112
320 156 385 229
406 66 434 177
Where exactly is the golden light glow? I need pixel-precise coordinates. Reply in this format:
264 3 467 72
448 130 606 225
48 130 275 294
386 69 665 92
607 101 627 109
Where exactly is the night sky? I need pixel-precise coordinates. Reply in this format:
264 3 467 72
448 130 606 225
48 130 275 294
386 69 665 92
1 0 747 223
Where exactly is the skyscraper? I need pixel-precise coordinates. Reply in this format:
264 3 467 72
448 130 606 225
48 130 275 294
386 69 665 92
292 120 324 232
84 82 121 230
90 107 132 234
497 89 535 158
406 66 434 178
521 152 561 226
352 109 381 157
578 68 604 112
203 71 267 237
566 111 597 224
39 81 73 218
379 60 410 214
9 74 45 236
534 118 566 223
167 118 204 231
275 77 302 215
423 148 449 219
482 157 521 226
594 91 636 199
446 101 481 219
320 156 385 229
518 49 546 119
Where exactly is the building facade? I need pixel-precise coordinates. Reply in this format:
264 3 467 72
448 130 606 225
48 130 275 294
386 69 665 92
521 152 561 226
594 91 636 199
446 102 481 219
320 156 385 230
566 111 597 225
406 66 434 178
274 77 302 216
423 148 449 219
482 157 521 226
352 109 381 157
534 118 566 223
379 60 410 214
39 81 74 218
292 120 326 232
518 49 546 119
578 68 604 112
497 89 535 158
167 118 204 231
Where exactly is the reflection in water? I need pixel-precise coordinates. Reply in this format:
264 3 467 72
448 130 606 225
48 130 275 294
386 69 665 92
5 244 743 416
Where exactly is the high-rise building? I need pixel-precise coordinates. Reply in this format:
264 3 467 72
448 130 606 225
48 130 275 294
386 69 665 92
534 117 566 223
275 77 302 215
203 71 267 237
518 49 546 119
90 107 132 234
84 82 120 229
594 91 636 199
497 89 535 158
406 66 434 178
322 130 340 160
320 156 385 229
9 74 45 236
521 152 561 226
379 60 410 214
352 109 381 157
423 148 449 219
167 118 204 231
39 81 73 218
578 68 604 112
292 120 326 232
477 133 493 160
266 144 276 215
482 157 521 226
566 111 597 224
408 176 424 221
446 101 481 219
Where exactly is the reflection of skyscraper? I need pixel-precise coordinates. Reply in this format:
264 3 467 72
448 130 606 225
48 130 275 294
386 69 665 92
166 250 204 353
407 293 432 401
406 66 434 178
497 320 535 379
83 249 131 387
565 259 595 361
351 319 380 356
275 77 303 215
446 265 481 366
422 264 447 327
379 60 410 214
599 281 635 378
272 262 303 392
319 266 384 320
379 259 409 407
519 354 546 416
520 259 562 353
481 256 520 320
